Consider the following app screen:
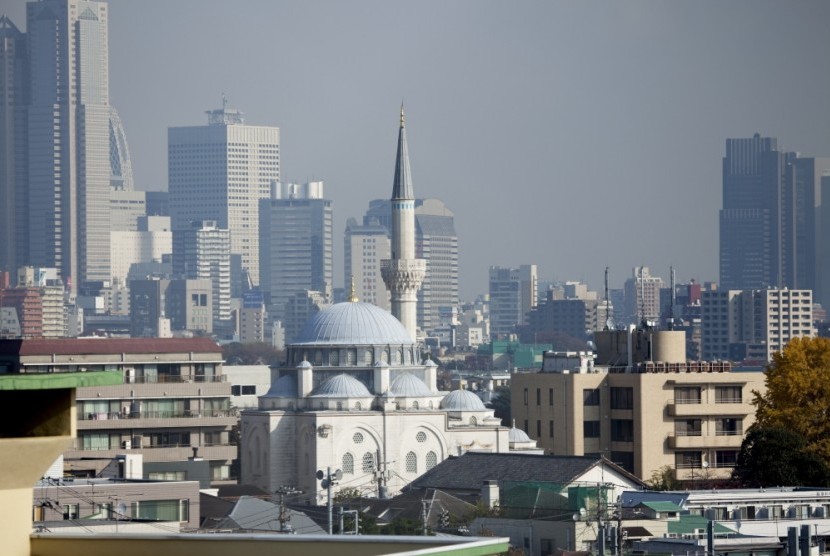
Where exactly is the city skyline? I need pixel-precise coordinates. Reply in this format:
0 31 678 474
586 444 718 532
3 0 830 300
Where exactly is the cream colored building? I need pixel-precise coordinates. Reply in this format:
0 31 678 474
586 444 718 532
512 345 765 484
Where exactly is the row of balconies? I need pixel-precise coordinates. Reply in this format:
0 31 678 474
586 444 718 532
667 433 743 449
667 401 747 416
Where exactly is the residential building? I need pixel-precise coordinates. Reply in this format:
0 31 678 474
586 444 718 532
168 100 279 289
238 290 266 344
623 266 664 326
129 278 212 337
511 343 765 483
259 180 333 328
701 288 815 362
173 220 231 334
488 265 538 339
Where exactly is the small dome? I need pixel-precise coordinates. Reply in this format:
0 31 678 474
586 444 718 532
293 301 413 346
262 374 296 398
297 360 313 370
440 389 486 411
309 373 372 398
509 426 532 443
389 373 431 396
424 359 438 368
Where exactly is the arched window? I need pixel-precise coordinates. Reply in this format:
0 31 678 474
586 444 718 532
336 401 343 411
426 451 438 470
416 431 427 443
355 401 362 410
362 452 375 473
412 401 419 409
469 416 478 426
353 432 364 444
405 451 417 473
342 453 354 474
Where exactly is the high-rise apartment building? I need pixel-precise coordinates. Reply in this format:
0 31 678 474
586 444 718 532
488 265 538 339
344 217 391 311
720 134 830 295
168 101 279 289
701 288 815 363
259 181 333 328
623 266 664 326
173 221 231 334
365 198 459 334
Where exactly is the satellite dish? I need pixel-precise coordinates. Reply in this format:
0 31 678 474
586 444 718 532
321 479 329 489
333 469 343 481
316 470 325 480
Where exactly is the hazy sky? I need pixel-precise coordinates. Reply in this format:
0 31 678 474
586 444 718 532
5 1 830 300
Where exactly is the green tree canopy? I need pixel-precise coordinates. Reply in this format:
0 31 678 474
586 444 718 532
753 336 830 463
731 425 830 487
487 386 511 427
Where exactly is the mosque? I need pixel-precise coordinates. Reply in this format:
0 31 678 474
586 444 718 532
239 107 536 504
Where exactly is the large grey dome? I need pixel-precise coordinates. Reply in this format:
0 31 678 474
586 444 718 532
389 373 431 396
309 373 372 398
263 374 296 398
440 389 486 411
293 301 413 346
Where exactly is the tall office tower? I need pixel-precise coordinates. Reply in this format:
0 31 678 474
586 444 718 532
623 266 664 326
168 100 279 289
173 220 231 334
488 264 538 339
381 107 426 341
720 134 830 292
344 217 391 310
701 288 814 363
259 181 333 327
0 16 28 274
25 0 115 291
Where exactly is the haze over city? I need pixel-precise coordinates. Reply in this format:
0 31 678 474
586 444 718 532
4 0 830 299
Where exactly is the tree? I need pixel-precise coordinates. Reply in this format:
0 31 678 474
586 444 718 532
731 425 830 487
222 342 283 366
646 465 683 491
753 336 830 464
487 386 511 427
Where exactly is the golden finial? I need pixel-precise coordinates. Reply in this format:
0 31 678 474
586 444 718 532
400 102 405 128
348 274 359 302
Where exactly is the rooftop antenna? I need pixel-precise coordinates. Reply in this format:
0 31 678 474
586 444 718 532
604 266 614 331
668 266 676 330
639 266 646 329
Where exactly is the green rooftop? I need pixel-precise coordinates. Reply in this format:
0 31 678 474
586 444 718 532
0 371 123 390
668 515 735 536
642 501 684 513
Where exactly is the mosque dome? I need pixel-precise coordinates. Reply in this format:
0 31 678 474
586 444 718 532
440 389 486 411
508 426 532 443
262 374 297 398
389 373 432 396
309 373 372 398
293 301 413 346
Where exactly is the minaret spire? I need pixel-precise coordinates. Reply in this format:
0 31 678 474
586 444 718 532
381 105 426 342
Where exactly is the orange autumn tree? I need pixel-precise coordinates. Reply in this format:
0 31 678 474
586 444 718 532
753 336 830 464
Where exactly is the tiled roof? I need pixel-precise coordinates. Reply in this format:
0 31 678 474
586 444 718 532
0 337 222 356
410 453 646 492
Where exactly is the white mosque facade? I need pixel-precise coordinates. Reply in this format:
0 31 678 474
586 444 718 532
240 301 513 504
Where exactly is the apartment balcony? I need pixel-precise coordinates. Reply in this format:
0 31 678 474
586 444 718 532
78 409 239 431
63 443 238 463
668 433 744 449
666 401 748 417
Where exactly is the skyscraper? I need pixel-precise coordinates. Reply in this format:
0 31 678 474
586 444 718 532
259 181 333 329
0 15 27 274
344 216 391 311
488 264 537 339
25 0 114 291
719 134 830 293
381 106 425 341
168 100 279 289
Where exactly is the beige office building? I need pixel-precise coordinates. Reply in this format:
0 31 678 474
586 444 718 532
512 342 765 483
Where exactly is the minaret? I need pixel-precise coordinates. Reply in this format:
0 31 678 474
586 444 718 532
381 105 426 341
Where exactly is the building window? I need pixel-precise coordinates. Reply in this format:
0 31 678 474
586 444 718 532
674 386 701 404
610 387 633 410
584 420 600 438
406 451 417 473
523 420 529 433
63 504 79 520
353 432 364 444
342 452 354 474
523 388 528 405
716 418 741 436
548 388 554 406
416 431 427 443
426 451 438 470
536 388 541 405
583 388 600 406
675 419 702 437
362 452 375 473
536 420 542 438
611 419 633 442
715 450 739 468
610 451 634 473
549 420 555 438
715 386 742 403
675 451 702 469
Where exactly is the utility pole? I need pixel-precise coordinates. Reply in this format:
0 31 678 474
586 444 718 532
317 467 342 534
274 485 303 533
375 449 393 499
